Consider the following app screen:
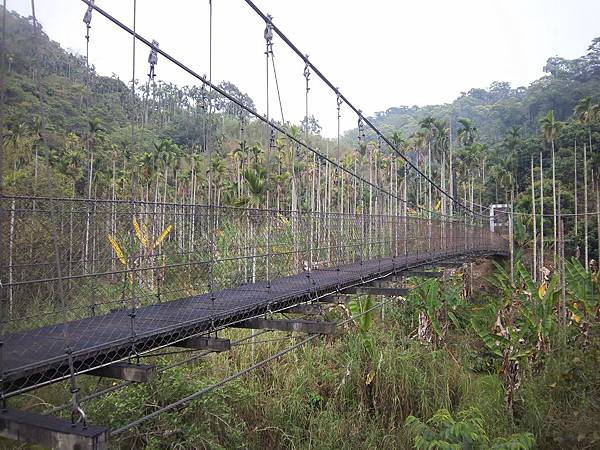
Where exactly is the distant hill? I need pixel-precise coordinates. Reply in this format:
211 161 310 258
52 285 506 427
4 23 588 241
347 37 600 143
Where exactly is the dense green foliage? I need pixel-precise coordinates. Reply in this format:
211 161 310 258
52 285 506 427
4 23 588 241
4 9 600 263
362 38 600 142
7 265 599 449
2 8 600 450
352 39 600 261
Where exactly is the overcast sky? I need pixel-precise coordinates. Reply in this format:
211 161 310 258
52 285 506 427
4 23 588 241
10 0 600 137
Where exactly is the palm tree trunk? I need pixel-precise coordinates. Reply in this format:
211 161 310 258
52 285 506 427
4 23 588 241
368 150 373 259
551 139 557 260
316 157 322 262
449 142 453 217
428 141 432 220
310 153 316 268
353 157 357 215
531 155 537 281
509 190 514 284
326 159 331 263
574 141 578 237
540 152 544 271
190 160 196 257
420 153 424 212
111 156 117 278
164 166 168 203
470 177 474 224
584 144 589 270
404 162 408 255
34 146 39 191
84 150 93 274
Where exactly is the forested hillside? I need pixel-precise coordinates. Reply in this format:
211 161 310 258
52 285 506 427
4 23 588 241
360 38 600 142
347 37 600 259
4 7 600 214
2 7 600 450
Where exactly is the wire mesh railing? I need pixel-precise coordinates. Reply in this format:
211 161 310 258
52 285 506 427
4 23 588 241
0 195 506 397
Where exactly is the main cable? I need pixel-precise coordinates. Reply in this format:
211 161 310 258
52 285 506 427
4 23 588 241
78 0 463 221
241 0 484 219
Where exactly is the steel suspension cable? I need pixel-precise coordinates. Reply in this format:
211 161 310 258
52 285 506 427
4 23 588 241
241 0 483 219
336 93 344 268
264 15 273 290
78 0 457 221
303 57 315 273
0 0 6 409
82 0 94 279
127 0 139 364
207 0 217 326
30 0 72 417
270 51 285 124
264 16 285 124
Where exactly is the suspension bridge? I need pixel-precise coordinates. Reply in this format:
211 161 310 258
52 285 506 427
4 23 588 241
0 1 507 448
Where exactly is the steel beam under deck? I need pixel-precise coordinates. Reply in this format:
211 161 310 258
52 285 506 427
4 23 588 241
0 409 109 450
341 286 410 296
235 318 336 335
174 336 232 352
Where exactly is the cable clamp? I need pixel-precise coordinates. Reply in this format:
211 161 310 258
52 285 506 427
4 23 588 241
148 40 159 80
303 56 311 87
83 0 94 27
264 14 274 54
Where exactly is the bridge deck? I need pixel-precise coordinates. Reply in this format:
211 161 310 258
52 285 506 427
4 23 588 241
1 248 501 396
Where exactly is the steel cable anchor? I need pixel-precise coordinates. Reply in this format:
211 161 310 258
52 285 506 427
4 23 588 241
66 348 87 428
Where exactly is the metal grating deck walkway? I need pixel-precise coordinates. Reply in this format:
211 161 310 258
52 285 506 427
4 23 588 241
1 248 504 396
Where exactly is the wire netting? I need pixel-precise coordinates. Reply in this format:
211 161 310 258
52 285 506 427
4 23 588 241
0 195 506 397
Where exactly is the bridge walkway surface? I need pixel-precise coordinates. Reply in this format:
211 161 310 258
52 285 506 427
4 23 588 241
2 248 504 396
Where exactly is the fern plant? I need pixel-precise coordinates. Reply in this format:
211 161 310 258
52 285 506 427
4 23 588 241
405 407 535 450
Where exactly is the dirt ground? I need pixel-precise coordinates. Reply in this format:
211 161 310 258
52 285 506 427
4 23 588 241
444 256 505 297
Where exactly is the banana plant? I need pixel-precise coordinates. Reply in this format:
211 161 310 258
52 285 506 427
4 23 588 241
347 296 375 335
472 317 533 420
482 260 558 360
347 296 378 389
415 279 444 344
473 260 558 418
518 264 558 358
565 257 599 347
411 278 464 346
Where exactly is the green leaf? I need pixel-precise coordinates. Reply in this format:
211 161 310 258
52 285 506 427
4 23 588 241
448 310 461 329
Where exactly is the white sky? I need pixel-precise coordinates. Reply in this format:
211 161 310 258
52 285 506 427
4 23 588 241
9 0 600 137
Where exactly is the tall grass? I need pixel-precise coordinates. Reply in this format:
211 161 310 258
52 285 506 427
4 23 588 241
4 267 599 449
